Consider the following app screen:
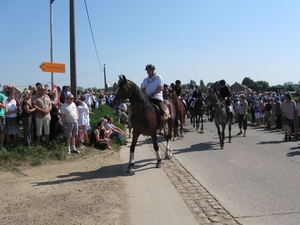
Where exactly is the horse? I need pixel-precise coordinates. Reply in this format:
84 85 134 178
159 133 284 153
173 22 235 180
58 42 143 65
205 91 232 149
113 75 177 175
188 98 204 132
168 88 185 140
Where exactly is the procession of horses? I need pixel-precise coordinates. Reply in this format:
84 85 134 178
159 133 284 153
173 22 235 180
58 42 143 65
114 75 232 175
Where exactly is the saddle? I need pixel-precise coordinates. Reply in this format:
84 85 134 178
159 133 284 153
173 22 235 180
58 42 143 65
152 100 172 121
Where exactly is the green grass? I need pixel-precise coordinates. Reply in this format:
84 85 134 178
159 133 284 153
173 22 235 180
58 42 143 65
0 105 126 171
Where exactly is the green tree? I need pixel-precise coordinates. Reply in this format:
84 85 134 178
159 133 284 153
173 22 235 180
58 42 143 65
112 83 118 92
190 80 196 86
256 81 269 91
77 86 84 91
199 79 207 93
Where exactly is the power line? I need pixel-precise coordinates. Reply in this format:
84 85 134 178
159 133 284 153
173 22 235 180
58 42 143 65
84 0 103 72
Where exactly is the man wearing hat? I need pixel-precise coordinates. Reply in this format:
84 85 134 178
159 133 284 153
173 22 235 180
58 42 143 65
61 93 80 154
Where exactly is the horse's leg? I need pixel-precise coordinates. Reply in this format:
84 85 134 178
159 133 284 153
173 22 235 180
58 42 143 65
215 123 223 149
164 119 173 160
127 132 141 175
196 114 200 131
172 118 178 141
150 133 162 168
221 123 226 149
228 119 232 143
200 114 204 132
180 116 184 137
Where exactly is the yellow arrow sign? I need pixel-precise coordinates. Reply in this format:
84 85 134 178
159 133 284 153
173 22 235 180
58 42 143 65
39 62 65 73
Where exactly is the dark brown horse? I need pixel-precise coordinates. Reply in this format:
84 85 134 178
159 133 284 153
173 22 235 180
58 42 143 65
113 75 177 175
169 88 185 140
188 98 204 132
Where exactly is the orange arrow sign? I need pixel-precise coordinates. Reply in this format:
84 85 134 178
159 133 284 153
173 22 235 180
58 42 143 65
39 62 65 73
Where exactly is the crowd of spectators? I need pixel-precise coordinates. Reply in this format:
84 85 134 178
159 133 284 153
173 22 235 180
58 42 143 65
230 89 299 141
0 83 125 152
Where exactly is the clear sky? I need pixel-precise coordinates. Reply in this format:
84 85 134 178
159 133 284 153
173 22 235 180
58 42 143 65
1 0 299 90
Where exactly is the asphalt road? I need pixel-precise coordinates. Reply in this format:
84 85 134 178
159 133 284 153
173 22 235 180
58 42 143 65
165 118 300 225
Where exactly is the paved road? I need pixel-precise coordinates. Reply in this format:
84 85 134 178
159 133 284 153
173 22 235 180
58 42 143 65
165 119 300 225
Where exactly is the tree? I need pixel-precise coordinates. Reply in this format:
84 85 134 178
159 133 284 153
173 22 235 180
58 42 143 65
77 86 84 91
199 79 207 93
255 81 269 92
189 80 196 86
112 83 118 92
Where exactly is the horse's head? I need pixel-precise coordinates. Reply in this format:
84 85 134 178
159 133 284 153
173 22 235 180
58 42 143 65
113 74 131 105
205 90 217 107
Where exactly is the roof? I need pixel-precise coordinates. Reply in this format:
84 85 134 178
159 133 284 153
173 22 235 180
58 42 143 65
230 82 247 92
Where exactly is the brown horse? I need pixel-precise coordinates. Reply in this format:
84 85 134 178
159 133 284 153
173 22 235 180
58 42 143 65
113 75 177 175
169 88 185 140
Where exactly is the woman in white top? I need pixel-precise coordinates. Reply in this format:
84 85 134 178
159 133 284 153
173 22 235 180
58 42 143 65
4 89 19 147
75 100 90 149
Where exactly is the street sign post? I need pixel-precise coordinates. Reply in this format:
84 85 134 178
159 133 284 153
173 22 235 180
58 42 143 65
39 62 65 73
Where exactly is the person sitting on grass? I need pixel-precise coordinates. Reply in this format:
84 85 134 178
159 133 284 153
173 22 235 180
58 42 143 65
90 121 112 150
104 116 126 145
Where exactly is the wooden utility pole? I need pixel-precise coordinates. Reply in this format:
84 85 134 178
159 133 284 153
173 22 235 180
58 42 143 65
50 0 54 89
104 64 107 93
70 0 77 98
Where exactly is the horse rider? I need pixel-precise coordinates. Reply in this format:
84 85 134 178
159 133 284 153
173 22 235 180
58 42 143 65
189 85 202 108
209 79 233 122
141 63 165 134
174 80 188 112
162 84 169 99
187 84 195 108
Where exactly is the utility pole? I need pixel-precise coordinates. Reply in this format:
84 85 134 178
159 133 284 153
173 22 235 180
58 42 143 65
50 0 54 89
70 0 77 98
104 64 107 93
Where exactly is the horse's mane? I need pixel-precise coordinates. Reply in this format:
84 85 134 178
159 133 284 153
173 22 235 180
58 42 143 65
127 80 153 112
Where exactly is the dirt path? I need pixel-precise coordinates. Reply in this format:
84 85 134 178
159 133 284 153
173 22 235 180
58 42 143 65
0 150 129 225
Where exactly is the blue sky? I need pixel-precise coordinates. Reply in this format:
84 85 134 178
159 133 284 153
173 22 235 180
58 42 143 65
1 0 299 91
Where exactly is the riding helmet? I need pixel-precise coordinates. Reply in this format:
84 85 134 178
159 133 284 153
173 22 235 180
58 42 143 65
219 79 226 85
145 64 155 70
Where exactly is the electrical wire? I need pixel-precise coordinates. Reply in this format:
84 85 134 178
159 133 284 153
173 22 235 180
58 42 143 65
84 0 103 72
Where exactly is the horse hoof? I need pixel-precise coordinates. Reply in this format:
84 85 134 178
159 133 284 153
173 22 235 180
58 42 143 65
126 168 134 175
156 159 162 168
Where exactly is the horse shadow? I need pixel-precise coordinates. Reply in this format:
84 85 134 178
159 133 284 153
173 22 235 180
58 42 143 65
257 140 288 145
171 141 222 155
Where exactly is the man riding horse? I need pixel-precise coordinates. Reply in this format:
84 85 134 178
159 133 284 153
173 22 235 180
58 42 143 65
173 80 188 113
141 64 166 135
210 79 233 122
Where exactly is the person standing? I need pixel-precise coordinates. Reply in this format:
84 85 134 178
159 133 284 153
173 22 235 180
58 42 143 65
236 94 248 137
274 97 282 129
141 63 165 134
282 93 297 141
0 92 6 150
49 91 61 142
265 98 272 129
4 89 20 149
32 85 52 146
60 94 80 154
75 100 89 149
295 97 300 139
21 90 36 147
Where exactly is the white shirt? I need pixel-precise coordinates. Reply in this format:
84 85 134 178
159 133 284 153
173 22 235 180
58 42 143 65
61 102 78 122
141 74 164 101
